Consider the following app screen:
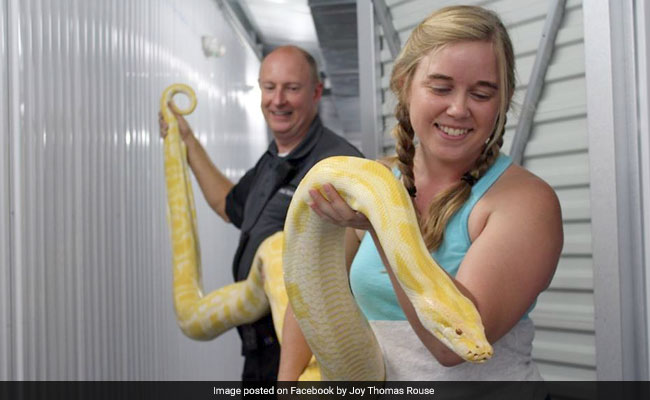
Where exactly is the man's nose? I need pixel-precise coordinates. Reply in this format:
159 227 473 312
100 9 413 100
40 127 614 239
272 88 286 105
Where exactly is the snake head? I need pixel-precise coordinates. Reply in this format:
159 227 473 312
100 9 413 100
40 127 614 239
442 324 493 363
412 290 493 363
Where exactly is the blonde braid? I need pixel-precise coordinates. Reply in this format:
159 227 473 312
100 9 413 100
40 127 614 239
420 119 506 250
393 105 417 197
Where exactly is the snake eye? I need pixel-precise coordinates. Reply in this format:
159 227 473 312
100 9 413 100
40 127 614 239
455 328 463 335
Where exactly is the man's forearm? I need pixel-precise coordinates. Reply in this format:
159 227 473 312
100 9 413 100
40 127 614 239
184 135 234 221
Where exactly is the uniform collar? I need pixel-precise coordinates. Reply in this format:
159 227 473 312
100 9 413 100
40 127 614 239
268 116 323 161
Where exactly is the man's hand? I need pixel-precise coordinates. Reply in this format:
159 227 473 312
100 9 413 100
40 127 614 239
158 101 194 142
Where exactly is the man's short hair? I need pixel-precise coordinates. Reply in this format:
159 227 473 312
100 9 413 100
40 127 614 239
267 45 321 86
294 47 321 85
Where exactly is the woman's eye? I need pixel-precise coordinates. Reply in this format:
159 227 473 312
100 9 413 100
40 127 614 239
431 87 451 94
472 92 491 101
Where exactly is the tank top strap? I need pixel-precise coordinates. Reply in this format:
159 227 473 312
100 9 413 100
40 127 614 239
390 154 512 245
455 154 513 241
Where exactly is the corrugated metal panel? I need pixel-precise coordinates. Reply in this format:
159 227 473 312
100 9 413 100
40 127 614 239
380 0 594 381
3 0 266 380
0 0 11 382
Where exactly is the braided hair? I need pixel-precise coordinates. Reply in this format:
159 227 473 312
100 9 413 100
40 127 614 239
389 6 515 250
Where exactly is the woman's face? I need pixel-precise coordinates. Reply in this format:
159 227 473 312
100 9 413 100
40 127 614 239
407 40 501 167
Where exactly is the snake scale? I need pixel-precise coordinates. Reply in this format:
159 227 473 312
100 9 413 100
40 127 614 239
161 84 492 381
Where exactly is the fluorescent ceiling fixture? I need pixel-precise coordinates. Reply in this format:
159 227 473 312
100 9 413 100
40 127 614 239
243 0 318 44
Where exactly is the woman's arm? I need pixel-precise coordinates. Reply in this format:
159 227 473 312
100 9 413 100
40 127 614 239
385 172 562 365
308 170 563 366
278 227 363 380
278 304 312 381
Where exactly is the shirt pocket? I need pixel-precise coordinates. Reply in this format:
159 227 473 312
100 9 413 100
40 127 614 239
258 185 295 229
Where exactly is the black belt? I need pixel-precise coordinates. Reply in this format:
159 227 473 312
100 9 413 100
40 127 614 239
238 315 277 354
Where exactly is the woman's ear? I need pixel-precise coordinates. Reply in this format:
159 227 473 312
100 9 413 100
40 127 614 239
400 76 415 108
396 76 406 91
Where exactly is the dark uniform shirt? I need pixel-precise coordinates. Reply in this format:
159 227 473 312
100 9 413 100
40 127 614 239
224 116 363 381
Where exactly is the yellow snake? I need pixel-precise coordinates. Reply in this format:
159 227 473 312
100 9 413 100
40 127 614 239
283 156 493 381
161 84 491 382
161 84 319 380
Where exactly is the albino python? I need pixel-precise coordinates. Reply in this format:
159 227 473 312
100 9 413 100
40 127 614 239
161 83 319 380
161 84 492 381
284 157 493 380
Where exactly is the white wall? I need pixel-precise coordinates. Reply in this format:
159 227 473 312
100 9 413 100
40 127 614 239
0 0 267 380
0 0 11 382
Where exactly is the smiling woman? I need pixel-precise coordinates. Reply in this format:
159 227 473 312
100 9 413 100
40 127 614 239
279 5 563 386
407 41 501 173
389 6 516 253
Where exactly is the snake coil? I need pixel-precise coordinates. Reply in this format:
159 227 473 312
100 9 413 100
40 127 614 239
161 85 492 382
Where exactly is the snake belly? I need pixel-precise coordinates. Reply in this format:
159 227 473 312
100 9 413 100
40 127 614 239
161 84 319 380
283 156 493 381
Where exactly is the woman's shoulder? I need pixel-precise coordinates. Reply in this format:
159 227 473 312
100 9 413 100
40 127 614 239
484 163 562 220
468 162 562 242
467 163 563 276
500 163 557 198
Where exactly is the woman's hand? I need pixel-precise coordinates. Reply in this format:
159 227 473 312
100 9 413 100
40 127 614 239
308 183 372 231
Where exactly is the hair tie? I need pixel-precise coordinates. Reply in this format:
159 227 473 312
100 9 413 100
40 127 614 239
407 186 417 198
461 173 477 186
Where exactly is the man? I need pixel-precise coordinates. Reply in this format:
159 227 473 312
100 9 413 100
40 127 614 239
159 45 362 381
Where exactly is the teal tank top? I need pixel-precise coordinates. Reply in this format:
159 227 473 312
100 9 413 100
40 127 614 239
349 154 532 321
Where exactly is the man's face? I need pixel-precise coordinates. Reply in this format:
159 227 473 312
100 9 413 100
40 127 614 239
258 48 323 147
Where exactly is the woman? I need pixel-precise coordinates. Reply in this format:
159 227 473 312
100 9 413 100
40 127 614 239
279 5 563 381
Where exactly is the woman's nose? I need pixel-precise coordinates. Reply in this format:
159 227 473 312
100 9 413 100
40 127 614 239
447 93 470 119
